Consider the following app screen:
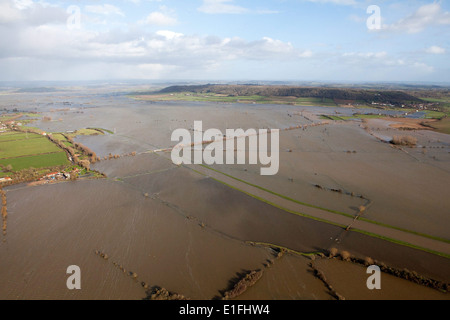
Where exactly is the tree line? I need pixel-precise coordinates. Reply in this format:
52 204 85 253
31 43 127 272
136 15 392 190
1 187 7 237
158 84 423 106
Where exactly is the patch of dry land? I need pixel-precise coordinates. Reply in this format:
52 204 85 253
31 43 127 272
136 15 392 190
0 88 449 300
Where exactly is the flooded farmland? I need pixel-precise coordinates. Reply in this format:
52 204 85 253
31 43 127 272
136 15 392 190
0 88 449 300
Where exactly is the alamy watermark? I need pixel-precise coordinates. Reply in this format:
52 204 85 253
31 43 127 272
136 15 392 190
66 4 381 31
366 265 381 290
67 5 81 30
171 121 280 176
66 265 81 290
367 5 381 30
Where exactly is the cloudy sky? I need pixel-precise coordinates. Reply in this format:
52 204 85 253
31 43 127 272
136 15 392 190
0 0 449 82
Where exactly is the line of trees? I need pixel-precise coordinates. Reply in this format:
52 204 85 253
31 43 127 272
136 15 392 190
158 84 423 106
46 134 99 170
99 151 137 161
73 142 99 164
1 187 7 236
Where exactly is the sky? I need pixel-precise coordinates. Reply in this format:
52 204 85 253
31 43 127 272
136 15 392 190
0 0 449 82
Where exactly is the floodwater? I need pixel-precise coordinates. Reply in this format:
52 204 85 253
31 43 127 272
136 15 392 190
313 259 448 300
0 88 449 299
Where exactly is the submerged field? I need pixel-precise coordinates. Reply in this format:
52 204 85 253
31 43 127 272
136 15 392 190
0 88 449 300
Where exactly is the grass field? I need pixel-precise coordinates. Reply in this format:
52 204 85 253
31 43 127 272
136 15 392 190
50 133 75 148
0 114 106 179
66 128 104 138
19 126 45 134
425 117 450 135
0 152 69 171
340 114 385 120
0 136 61 159
320 115 345 121
0 114 20 122
424 110 448 119
0 131 23 136
50 133 67 141
0 130 69 172
0 132 42 142
21 113 41 118
131 92 342 107
420 97 450 103
296 97 337 106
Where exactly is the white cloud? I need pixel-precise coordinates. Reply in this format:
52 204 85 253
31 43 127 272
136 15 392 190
256 9 280 15
125 0 163 3
13 0 33 10
198 0 248 14
0 1 23 23
385 3 450 33
142 11 177 26
156 30 183 40
304 0 357 6
426 46 446 54
0 0 67 26
0 9 310 80
343 51 388 59
338 51 435 77
413 62 434 73
0 0 444 81
85 4 125 16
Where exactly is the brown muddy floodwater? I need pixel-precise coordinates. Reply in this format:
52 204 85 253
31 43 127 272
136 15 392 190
0 91 449 299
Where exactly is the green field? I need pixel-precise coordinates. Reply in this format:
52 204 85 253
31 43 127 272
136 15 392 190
0 116 106 179
321 114 387 121
66 128 104 138
18 126 44 134
50 133 67 141
426 117 450 135
0 130 69 173
0 152 69 171
340 114 385 120
132 92 341 107
320 115 345 121
21 113 41 118
424 110 448 119
296 97 337 106
0 115 19 122
0 131 23 136
0 136 61 159
0 132 43 142
420 97 450 103
146 92 274 104
63 141 73 148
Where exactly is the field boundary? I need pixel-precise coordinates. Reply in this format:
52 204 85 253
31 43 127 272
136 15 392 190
199 164 449 245
191 166 450 258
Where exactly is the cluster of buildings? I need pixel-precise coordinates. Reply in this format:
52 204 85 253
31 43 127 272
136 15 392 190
1 168 80 185
371 102 395 108
39 168 80 182
40 171 71 182
0 177 12 183
2 120 22 129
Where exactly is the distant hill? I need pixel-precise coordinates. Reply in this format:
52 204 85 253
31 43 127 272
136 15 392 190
15 87 61 93
158 84 423 106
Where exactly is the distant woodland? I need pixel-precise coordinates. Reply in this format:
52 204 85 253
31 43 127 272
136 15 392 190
157 84 424 106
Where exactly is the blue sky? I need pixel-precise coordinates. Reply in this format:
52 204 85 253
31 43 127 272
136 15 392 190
0 0 449 82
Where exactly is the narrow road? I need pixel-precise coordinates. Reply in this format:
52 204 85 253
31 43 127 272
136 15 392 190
185 163 450 257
